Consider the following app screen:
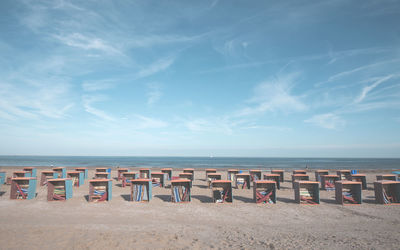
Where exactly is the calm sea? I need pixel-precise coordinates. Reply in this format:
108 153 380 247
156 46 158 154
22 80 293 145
0 156 399 169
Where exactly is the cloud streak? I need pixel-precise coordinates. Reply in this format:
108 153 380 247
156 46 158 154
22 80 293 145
0 81 74 120
134 115 168 129
82 95 115 121
354 75 393 103
54 33 121 55
137 57 175 79
304 113 346 130
318 59 400 86
127 34 204 48
236 73 307 116
184 117 234 135
146 83 163 106
82 80 117 92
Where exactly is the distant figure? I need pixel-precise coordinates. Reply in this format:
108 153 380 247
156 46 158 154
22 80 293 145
306 165 309 170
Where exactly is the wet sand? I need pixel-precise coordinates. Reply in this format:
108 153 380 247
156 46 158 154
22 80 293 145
0 167 399 249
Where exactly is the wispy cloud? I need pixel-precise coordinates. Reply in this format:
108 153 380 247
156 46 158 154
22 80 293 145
134 115 168 129
54 33 121 55
82 80 117 92
354 75 393 103
327 47 389 65
236 73 307 116
146 83 163 106
340 100 400 114
82 95 115 121
303 75 399 129
241 125 292 132
214 39 237 58
0 97 38 120
127 34 204 48
52 0 85 11
184 118 234 135
213 37 251 60
200 46 392 75
304 113 346 130
181 114 293 135
137 57 175 78
0 81 74 120
318 74 400 115
198 61 267 74
317 59 400 86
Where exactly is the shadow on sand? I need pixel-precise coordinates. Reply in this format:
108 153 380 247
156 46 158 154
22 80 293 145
276 197 297 204
155 195 171 202
192 195 213 203
234 195 254 203
362 198 376 204
121 194 131 201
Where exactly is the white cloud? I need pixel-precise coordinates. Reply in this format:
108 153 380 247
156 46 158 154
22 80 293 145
221 40 236 57
341 100 400 114
327 47 389 65
0 81 73 120
134 115 168 129
0 98 37 120
52 0 85 11
304 113 346 130
236 73 307 116
201 46 392 75
214 38 249 58
54 33 121 54
82 95 115 121
318 59 400 86
137 57 175 78
184 118 233 135
127 34 202 48
146 83 162 105
354 75 393 103
82 81 116 92
242 125 292 132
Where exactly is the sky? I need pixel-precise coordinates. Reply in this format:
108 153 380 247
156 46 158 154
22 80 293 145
0 0 399 157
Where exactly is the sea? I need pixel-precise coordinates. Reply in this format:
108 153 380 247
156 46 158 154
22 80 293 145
0 156 399 170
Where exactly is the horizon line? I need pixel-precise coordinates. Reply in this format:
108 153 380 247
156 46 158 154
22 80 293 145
0 154 399 159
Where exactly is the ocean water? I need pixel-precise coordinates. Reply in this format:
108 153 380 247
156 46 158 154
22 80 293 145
0 156 399 169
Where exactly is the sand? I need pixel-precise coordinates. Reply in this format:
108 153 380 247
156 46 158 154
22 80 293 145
0 167 399 249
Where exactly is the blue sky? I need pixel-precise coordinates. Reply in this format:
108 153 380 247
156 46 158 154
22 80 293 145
0 0 399 157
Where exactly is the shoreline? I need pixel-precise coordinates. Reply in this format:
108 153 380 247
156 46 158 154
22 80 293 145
1 166 400 173
1 156 400 171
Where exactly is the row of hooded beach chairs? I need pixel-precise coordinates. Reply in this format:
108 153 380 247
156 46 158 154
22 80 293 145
1 168 399 205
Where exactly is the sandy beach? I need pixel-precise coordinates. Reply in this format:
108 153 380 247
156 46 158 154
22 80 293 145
0 167 399 249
